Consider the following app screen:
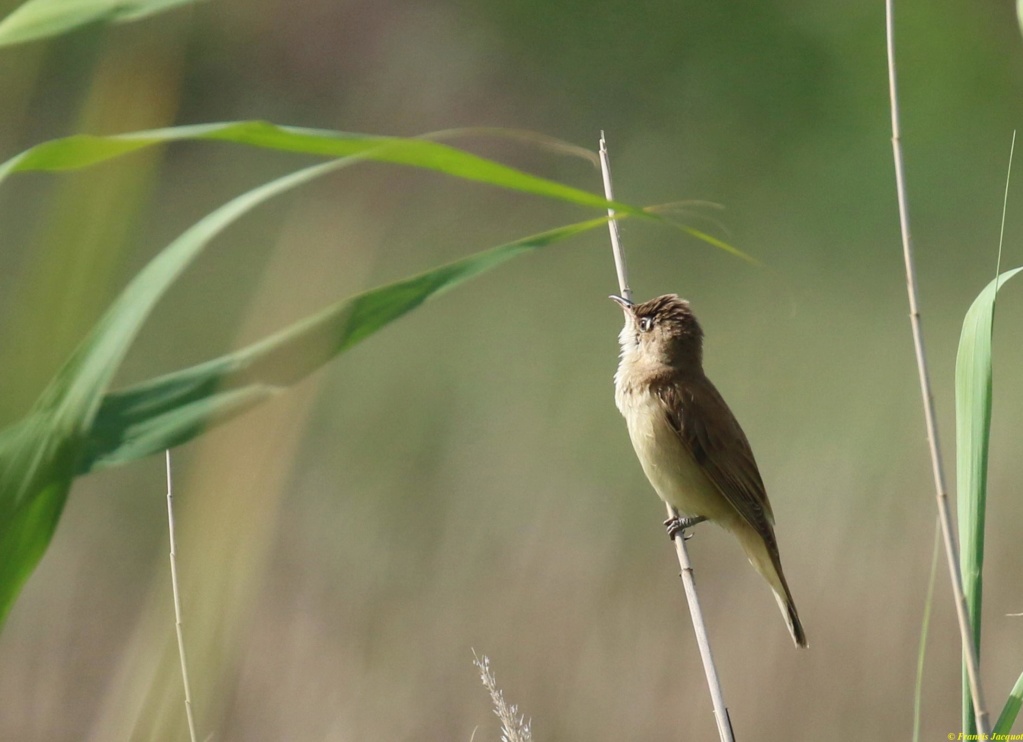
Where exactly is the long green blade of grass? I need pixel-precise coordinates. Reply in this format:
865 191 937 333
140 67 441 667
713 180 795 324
955 265 1023 733
994 670 1023 735
0 157 356 629
0 122 748 266
0 121 642 217
0 0 199 47
76 217 609 473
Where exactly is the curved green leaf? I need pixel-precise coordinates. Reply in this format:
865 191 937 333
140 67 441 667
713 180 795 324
0 121 641 216
0 157 353 627
995 669 1023 735
0 122 748 262
956 266 1023 733
77 217 610 473
0 0 199 48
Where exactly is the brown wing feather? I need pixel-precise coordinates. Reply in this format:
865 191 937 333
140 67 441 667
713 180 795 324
656 381 775 529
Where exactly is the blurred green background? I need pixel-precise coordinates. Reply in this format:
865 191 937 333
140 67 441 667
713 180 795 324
2 0 1023 739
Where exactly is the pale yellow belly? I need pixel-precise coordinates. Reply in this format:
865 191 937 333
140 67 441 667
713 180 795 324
620 389 736 524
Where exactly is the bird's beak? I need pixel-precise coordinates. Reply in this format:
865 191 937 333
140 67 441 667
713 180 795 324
609 294 634 312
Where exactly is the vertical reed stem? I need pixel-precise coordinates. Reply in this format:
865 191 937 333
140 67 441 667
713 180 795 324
884 2 989 734
166 451 199 742
600 132 735 742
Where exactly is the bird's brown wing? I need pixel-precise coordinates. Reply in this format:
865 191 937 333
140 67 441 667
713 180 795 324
656 381 775 529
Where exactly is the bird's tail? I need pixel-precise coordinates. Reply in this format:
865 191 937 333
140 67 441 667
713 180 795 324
735 521 807 648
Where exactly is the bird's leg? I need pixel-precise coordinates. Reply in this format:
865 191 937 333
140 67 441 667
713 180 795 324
664 514 707 540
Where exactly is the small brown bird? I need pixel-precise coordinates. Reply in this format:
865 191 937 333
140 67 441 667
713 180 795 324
612 293 806 648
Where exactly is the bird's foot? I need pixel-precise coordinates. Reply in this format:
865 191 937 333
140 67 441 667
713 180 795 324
664 515 707 540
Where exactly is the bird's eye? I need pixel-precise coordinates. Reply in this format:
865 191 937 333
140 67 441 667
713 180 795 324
638 316 654 332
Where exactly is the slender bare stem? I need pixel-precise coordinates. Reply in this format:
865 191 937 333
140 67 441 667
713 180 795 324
600 133 633 305
911 518 941 742
166 450 199 742
600 133 735 742
995 131 1015 281
884 2 989 734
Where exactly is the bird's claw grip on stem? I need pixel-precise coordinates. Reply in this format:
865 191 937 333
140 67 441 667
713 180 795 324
664 515 707 540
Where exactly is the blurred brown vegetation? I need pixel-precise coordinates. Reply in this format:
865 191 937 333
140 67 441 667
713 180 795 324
1 0 1023 740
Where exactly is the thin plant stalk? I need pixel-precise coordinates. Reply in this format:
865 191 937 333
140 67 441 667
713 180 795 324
884 1 989 734
166 450 199 742
600 133 633 305
911 519 941 742
599 133 735 742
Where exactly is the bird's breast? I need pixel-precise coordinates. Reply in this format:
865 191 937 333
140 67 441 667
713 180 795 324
615 385 732 521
